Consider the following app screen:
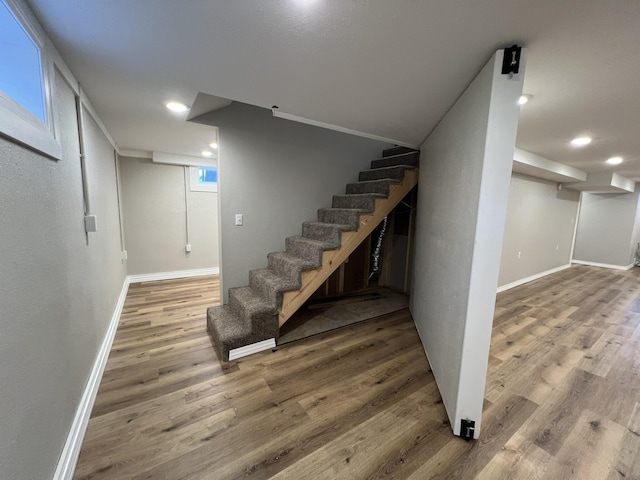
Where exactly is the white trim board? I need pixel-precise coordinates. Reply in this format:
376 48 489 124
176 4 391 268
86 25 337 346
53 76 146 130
571 260 635 271
53 277 130 480
496 264 571 293
272 109 418 149
228 338 276 361
127 267 219 283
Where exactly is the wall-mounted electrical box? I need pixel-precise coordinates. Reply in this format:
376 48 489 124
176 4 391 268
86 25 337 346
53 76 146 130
84 214 97 233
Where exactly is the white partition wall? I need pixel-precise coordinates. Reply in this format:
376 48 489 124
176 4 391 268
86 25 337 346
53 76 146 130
573 191 640 269
410 49 525 438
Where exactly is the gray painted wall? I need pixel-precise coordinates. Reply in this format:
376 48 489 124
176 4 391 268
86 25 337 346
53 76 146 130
498 173 580 286
193 103 392 302
119 157 219 275
0 71 125 479
573 191 640 267
410 50 524 437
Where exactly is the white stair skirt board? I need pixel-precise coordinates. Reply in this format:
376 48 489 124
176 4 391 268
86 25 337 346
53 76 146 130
53 277 130 480
128 267 219 283
496 264 571 293
229 338 277 361
571 260 635 271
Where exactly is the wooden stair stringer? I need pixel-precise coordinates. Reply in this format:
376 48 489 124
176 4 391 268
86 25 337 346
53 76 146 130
278 168 418 326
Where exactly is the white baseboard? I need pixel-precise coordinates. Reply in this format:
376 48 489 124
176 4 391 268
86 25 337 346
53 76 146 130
571 260 635 271
127 267 219 283
229 338 276 361
496 264 571 293
53 277 130 480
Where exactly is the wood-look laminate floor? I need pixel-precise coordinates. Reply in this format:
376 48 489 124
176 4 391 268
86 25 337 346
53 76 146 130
74 266 640 479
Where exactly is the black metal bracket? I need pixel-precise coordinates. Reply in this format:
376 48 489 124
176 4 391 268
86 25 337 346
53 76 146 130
460 419 476 441
501 45 522 75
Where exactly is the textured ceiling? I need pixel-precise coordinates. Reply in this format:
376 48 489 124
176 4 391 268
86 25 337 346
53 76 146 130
26 0 640 180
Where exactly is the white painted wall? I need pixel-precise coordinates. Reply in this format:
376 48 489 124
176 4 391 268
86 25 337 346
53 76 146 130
573 192 640 268
193 103 392 303
0 67 125 480
410 49 524 438
119 157 219 275
498 173 580 287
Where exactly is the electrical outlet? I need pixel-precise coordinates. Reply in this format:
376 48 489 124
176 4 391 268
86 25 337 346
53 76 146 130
121 250 128 260
235 214 243 226
185 244 192 253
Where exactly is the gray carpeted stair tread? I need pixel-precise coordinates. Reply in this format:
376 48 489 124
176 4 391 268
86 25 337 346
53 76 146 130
317 208 362 230
332 193 385 212
206 305 251 361
267 252 318 281
286 236 338 266
229 286 278 318
371 151 419 170
345 179 396 196
249 268 299 307
382 146 418 157
302 221 353 245
359 165 416 182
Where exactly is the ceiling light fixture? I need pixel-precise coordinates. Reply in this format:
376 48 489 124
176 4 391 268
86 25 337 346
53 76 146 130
570 136 592 147
201 150 213 157
607 156 623 165
166 101 189 113
209 142 218 149
518 94 533 105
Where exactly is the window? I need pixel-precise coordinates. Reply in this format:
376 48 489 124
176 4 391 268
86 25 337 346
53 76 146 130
0 0 45 121
190 166 218 192
0 0 59 159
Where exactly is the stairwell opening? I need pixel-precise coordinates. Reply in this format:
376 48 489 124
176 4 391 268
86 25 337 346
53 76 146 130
207 145 420 361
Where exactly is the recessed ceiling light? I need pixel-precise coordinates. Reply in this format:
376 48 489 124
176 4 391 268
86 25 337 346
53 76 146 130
209 142 218 149
607 156 623 165
518 94 533 105
201 150 213 157
166 101 189 113
570 136 592 147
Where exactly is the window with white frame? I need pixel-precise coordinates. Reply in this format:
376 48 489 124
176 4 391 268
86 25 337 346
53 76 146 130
0 0 60 159
189 166 218 192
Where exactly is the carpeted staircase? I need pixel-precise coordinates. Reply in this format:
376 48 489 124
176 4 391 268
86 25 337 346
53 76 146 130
207 147 419 361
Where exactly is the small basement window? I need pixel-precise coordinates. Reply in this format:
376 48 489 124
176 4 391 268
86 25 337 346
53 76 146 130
190 166 218 192
0 0 59 159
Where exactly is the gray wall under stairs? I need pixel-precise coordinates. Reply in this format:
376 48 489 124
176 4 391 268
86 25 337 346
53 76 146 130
192 103 393 302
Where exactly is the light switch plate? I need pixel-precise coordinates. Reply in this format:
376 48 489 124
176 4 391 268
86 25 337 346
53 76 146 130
235 214 243 226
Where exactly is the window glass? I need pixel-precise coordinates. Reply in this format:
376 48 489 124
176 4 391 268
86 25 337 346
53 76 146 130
198 167 217 184
190 166 218 192
0 0 45 122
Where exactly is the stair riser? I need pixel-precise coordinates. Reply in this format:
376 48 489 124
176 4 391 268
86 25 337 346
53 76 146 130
382 146 418 157
249 270 294 308
346 180 392 196
332 195 377 212
302 223 344 245
317 209 360 230
229 288 277 321
371 151 419 169
207 311 278 362
359 166 407 182
267 255 303 283
285 238 325 266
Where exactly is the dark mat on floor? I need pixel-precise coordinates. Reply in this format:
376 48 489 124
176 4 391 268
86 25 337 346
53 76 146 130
279 288 409 344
